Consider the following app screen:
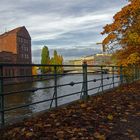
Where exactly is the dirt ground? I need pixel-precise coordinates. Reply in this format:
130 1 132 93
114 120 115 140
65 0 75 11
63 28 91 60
0 81 140 140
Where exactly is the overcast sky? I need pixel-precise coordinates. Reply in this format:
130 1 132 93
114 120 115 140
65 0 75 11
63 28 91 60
0 0 128 63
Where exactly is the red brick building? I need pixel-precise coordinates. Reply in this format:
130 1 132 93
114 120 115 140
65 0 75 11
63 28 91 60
0 26 32 84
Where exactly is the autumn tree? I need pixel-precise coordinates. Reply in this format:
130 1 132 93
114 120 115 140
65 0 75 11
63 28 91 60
50 50 63 73
101 0 140 66
41 46 50 73
32 66 38 75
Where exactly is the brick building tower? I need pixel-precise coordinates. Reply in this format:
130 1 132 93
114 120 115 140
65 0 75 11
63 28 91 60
0 26 32 83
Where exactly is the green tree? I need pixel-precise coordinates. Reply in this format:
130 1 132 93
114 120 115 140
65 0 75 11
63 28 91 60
50 50 63 73
41 46 50 73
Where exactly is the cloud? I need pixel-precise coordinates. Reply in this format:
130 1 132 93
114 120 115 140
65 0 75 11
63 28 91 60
0 0 128 61
30 12 113 41
32 45 102 63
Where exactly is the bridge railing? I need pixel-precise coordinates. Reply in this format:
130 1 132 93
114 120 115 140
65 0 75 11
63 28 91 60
0 63 140 126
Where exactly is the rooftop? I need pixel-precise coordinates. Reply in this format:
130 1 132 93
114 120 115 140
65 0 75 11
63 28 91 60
0 26 25 38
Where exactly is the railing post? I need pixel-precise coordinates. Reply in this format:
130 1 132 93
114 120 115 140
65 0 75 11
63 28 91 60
101 66 103 92
132 65 135 82
138 67 140 79
112 66 114 88
54 65 58 107
81 61 88 100
131 65 134 82
136 66 139 80
137 67 139 79
0 65 4 126
134 65 137 80
120 65 123 84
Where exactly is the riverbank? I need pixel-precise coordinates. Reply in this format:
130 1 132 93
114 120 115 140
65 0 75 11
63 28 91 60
0 81 140 139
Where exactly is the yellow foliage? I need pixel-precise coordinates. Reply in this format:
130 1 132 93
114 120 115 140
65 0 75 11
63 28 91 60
93 132 106 140
102 0 140 64
80 103 87 108
32 66 38 75
127 53 140 65
107 114 113 121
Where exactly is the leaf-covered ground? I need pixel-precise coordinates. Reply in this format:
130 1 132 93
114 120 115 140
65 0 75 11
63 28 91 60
0 81 140 140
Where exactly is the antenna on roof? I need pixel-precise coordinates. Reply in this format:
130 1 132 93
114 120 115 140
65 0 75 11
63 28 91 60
5 27 7 33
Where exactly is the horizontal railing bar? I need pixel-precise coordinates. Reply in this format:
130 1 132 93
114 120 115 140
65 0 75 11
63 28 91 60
113 81 120 84
2 90 82 112
1 80 122 112
57 81 83 88
101 82 116 87
0 63 124 68
87 81 120 92
55 91 82 100
3 81 83 95
87 75 120 83
87 78 102 83
3 76 65 86
1 73 85 79
3 87 45 96
1 73 121 80
2 98 54 112
87 65 121 68
55 76 118 89
3 75 121 96
0 64 82 67
1 74 62 79
62 72 83 75
88 86 102 92
1 72 122 79
87 76 119 83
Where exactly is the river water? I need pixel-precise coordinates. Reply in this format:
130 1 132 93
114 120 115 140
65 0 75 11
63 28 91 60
3 74 120 123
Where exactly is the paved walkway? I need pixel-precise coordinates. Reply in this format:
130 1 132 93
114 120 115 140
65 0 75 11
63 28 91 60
0 81 140 140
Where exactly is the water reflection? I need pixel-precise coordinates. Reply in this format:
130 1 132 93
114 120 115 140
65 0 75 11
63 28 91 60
3 74 119 122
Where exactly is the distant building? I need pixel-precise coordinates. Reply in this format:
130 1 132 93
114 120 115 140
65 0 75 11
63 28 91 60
66 54 115 72
81 54 114 66
67 54 114 66
94 54 113 65
64 59 82 72
93 53 115 72
0 26 32 84
81 55 95 65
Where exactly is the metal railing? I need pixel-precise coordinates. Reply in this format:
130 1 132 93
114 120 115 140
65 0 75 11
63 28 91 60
0 63 140 127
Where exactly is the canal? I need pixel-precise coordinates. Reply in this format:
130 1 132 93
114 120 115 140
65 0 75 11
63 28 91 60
3 73 119 123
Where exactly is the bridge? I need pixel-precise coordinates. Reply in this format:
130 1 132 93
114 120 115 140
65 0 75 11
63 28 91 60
63 66 110 74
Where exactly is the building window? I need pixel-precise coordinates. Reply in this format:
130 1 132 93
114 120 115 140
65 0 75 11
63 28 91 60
20 69 24 76
26 54 29 59
5 69 7 77
8 69 10 76
11 69 14 77
26 69 29 76
25 46 27 51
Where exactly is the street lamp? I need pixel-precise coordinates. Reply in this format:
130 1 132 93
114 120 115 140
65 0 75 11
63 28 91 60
96 42 107 65
96 42 106 53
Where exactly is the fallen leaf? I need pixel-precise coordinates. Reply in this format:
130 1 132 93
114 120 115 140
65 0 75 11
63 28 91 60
107 114 113 121
127 129 133 133
26 132 34 137
56 122 60 126
93 132 105 140
56 131 64 138
80 103 87 108
35 123 42 128
120 119 127 122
